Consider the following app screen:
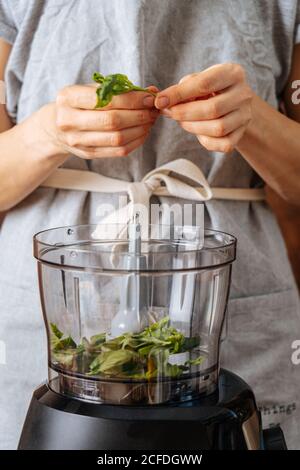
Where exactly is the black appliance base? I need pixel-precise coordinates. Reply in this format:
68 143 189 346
18 369 286 450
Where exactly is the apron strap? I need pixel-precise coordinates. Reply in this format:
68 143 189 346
41 158 266 202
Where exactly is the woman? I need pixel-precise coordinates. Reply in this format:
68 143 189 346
0 0 299 449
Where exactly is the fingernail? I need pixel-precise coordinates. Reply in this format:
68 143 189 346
156 96 170 109
143 95 155 107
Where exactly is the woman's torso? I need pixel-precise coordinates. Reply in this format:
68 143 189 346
1 0 298 294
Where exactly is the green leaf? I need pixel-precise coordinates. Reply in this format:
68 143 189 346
52 350 76 368
181 336 201 352
184 356 205 367
93 72 156 108
164 363 186 377
52 335 77 352
90 333 106 347
50 322 76 356
50 316 203 379
92 72 105 84
50 322 63 339
101 335 127 351
89 349 144 377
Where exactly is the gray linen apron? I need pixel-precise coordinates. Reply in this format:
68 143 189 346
0 0 299 449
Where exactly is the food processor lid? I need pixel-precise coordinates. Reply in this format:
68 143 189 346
33 224 236 273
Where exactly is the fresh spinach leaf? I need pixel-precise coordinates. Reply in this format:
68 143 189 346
93 72 156 108
50 317 204 380
184 356 205 367
89 349 144 377
50 322 63 339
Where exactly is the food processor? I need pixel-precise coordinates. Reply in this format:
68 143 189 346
18 223 286 450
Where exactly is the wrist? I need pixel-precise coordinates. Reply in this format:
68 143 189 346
236 94 264 154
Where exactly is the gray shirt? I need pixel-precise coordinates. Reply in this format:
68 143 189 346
0 0 300 449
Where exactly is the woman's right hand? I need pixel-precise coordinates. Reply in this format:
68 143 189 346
45 84 159 159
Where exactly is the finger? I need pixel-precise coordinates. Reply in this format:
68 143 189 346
161 84 251 121
179 73 198 84
155 63 246 109
73 133 149 159
64 125 151 148
105 85 159 110
57 85 158 110
180 107 251 137
56 107 159 131
197 125 247 154
57 85 100 109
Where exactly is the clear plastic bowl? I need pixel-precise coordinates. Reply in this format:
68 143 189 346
34 224 236 405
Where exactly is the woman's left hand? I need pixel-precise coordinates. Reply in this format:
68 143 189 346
155 63 253 153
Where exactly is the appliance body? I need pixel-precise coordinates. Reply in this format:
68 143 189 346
19 224 287 450
19 369 286 450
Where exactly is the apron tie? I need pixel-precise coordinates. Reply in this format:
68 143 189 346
41 158 265 236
